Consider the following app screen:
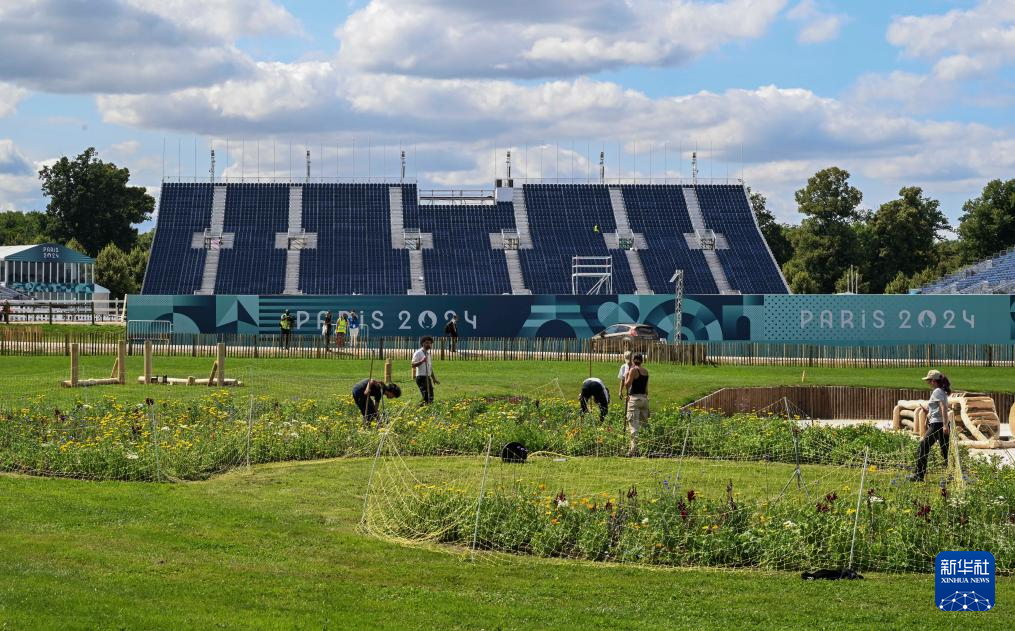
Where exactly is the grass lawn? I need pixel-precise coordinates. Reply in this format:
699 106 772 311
4 354 1015 407
2 457 1012 630
2 358 1013 628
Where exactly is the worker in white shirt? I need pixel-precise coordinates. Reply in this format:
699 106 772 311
411 336 439 404
617 351 633 398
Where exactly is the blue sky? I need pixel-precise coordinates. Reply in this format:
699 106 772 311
0 0 1013 231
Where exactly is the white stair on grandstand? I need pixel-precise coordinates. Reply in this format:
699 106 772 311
681 186 707 232
682 186 734 294
504 250 531 294
197 185 228 295
283 186 303 295
408 250 426 295
608 187 652 294
389 187 403 249
703 250 734 294
625 250 653 294
511 187 534 249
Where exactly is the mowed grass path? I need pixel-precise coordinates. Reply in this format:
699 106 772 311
2 458 1013 630
5 354 1015 406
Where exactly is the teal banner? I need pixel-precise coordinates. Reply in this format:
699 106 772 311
127 294 1015 345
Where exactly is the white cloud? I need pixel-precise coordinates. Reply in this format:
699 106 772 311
0 82 28 118
336 0 787 78
126 0 302 39
94 61 1015 221
109 140 143 157
0 0 299 94
786 0 847 44
887 0 1015 81
0 140 34 176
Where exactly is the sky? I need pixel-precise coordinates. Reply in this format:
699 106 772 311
0 0 1013 231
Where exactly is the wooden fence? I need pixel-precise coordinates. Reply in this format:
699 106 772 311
1 328 1015 367
684 385 1015 421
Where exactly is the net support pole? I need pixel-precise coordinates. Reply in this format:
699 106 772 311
149 401 161 482
246 394 254 469
847 448 869 572
471 435 494 561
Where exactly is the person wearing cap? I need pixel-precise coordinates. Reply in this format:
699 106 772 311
579 377 610 423
622 353 649 457
618 351 633 398
353 378 401 426
910 369 952 482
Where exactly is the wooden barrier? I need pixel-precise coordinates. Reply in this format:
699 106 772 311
61 341 126 388
684 385 1015 423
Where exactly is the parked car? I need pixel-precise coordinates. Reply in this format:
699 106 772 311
591 323 666 352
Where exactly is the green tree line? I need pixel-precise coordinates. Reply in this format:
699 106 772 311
753 168 1015 294
0 147 154 297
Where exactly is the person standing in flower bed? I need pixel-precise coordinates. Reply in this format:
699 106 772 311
579 377 610 423
910 369 952 482
352 378 402 426
412 336 439 405
322 311 333 353
623 353 649 457
617 351 632 398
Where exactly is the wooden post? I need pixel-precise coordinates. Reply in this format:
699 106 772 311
90 302 95 326
217 342 226 387
117 340 126 385
70 343 79 387
48 303 53 325
143 340 153 384
384 358 392 383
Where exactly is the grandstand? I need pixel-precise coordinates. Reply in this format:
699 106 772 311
142 180 788 296
919 246 1015 294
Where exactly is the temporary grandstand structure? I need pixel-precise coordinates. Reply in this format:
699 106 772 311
918 245 1015 294
142 181 788 296
0 243 95 300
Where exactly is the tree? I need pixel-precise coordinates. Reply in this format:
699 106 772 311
781 167 864 293
65 237 86 254
884 268 942 294
748 188 794 266
95 244 135 298
957 178 1015 262
865 187 949 292
38 147 154 256
0 210 49 245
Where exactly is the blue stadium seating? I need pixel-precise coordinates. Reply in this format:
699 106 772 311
404 199 514 294
520 184 637 294
216 183 289 294
142 183 212 294
696 184 788 294
142 181 788 296
620 185 718 294
919 247 1015 294
299 183 410 294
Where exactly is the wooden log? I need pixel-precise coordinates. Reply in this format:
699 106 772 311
143 341 153 384
915 408 927 437
892 405 902 430
384 358 392 383
208 360 218 385
117 341 126 385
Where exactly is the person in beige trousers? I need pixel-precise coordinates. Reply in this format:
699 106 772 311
623 353 649 457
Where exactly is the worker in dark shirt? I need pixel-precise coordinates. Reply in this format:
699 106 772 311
444 315 459 353
579 377 610 423
352 378 401 426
